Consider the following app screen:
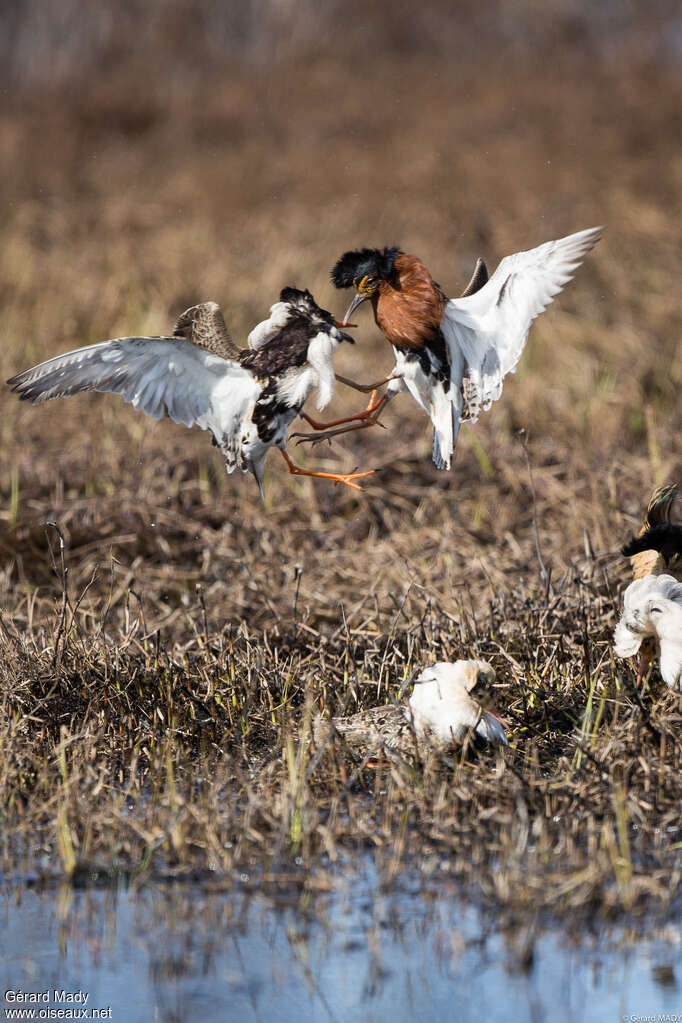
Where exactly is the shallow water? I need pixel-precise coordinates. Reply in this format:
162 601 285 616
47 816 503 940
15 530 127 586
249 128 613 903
1 872 681 1023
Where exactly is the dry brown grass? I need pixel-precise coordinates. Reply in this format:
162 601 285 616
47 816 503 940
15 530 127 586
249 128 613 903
1 50 681 926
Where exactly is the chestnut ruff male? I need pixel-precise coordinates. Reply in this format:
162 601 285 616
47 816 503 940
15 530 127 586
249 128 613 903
324 227 601 469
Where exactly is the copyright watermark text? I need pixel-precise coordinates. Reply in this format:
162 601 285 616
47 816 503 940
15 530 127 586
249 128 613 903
3 990 112 1020
622 1016 682 1022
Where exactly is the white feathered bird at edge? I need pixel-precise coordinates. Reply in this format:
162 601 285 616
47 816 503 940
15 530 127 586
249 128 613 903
613 573 682 690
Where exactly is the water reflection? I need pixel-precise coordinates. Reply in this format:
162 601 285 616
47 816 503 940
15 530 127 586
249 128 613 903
1 874 681 1023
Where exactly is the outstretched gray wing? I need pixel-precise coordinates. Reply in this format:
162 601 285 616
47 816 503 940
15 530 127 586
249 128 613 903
7 334 259 434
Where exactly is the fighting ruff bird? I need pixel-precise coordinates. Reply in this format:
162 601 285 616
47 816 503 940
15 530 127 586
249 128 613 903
301 227 601 467
7 288 374 497
616 484 682 682
613 574 682 689
315 660 508 755
621 483 682 580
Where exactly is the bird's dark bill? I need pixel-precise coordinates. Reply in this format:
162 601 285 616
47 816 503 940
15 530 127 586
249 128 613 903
342 292 369 325
488 708 510 730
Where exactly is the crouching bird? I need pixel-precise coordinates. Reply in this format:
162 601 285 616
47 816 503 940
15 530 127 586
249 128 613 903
613 574 682 690
311 227 601 468
621 483 682 580
615 484 682 687
314 659 508 756
7 288 374 498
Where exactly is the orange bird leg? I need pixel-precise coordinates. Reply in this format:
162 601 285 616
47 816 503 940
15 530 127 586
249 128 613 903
293 391 392 447
636 645 654 685
299 390 387 431
279 450 374 492
335 373 396 394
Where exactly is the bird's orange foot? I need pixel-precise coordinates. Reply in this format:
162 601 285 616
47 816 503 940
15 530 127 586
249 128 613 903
329 468 375 492
280 450 373 492
293 417 386 448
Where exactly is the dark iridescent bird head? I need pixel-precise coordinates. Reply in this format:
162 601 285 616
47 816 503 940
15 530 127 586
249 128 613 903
279 287 354 343
279 286 329 320
331 247 401 291
330 247 402 324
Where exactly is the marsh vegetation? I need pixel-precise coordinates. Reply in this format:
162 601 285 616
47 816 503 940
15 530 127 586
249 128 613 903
1 5 681 969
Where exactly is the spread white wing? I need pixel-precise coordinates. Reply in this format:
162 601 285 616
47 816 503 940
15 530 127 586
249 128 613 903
433 226 602 468
7 336 260 441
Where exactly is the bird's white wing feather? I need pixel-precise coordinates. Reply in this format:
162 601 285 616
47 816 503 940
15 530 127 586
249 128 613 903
408 678 440 720
7 336 260 440
431 395 461 470
442 226 602 422
624 573 682 611
246 303 290 350
306 331 337 410
408 678 450 739
613 619 643 658
408 678 476 743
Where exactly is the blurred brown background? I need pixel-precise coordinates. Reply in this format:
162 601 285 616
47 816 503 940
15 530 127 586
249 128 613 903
1 0 681 635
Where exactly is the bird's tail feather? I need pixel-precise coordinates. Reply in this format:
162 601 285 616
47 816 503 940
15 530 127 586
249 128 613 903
431 393 461 470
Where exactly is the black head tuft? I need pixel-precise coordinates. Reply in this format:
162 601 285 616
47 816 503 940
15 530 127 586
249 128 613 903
621 534 646 558
621 523 682 559
331 246 401 289
278 286 340 330
279 286 315 311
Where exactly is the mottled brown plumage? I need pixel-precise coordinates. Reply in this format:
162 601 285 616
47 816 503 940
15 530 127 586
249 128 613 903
313 705 417 755
173 302 240 361
176 300 342 380
313 660 508 758
460 257 489 297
